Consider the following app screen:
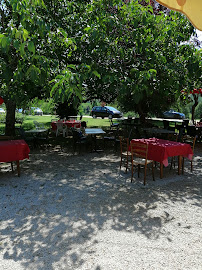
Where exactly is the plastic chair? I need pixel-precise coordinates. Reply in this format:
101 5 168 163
56 122 68 137
130 141 155 186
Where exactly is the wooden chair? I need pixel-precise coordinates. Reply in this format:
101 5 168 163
130 141 154 186
71 128 88 153
104 125 120 151
15 127 37 148
182 135 197 173
36 128 51 148
109 114 119 129
168 133 179 170
119 137 131 173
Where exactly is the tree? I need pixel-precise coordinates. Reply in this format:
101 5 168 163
0 0 87 135
0 0 54 134
1 0 200 134
55 0 198 122
181 88 202 124
180 48 202 123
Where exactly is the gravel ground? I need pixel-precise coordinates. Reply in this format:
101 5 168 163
0 144 202 270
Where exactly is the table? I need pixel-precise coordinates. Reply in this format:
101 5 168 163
85 128 106 152
130 138 193 178
25 128 48 135
51 121 81 131
143 128 176 135
0 140 30 176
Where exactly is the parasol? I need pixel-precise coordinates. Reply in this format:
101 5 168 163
156 0 202 31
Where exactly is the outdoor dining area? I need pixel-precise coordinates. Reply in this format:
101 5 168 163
0 115 200 186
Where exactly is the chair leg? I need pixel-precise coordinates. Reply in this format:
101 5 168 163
138 164 140 178
170 157 176 170
131 159 133 183
182 157 184 174
125 156 128 173
10 162 14 172
143 164 147 186
170 157 173 170
191 159 193 172
152 162 155 181
120 155 122 169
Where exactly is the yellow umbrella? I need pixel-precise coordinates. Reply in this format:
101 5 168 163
156 0 202 31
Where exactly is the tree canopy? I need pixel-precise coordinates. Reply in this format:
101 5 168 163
0 0 201 134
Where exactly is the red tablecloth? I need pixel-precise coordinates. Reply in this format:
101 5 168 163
0 140 30 162
51 121 81 131
130 138 193 167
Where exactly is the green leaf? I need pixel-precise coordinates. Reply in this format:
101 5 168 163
92 70 101 79
28 41 35 54
1 37 9 49
23 29 29 41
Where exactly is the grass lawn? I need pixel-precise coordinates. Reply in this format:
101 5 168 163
0 115 119 134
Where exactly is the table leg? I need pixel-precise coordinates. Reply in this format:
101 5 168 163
178 156 182 175
16 160 20 177
160 163 163 179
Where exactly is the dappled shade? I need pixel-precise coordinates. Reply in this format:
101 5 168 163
156 0 202 31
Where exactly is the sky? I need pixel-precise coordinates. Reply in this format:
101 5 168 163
196 30 202 42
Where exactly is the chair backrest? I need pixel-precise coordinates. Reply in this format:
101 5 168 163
130 141 148 160
71 128 84 143
81 121 87 128
56 122 66 130
163 120 169 129
187 126 198 137
15 127 26 139
33 121 45 129
0 135 14 140
119 137 129 154
167 133 178 142
182 135 197 153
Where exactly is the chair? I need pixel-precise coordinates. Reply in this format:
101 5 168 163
130 141 155 185
56 122 68 137
119 137 131 173
104 125 120 150
33 121 45 129
182 135 197 172
163 120 169 129
71 128 87 153
36 129 51 147
168 133 179 170
15 127 37 148
109 114 119 129
81 121 87 128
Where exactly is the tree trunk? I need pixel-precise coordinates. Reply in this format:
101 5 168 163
5 100 16 136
